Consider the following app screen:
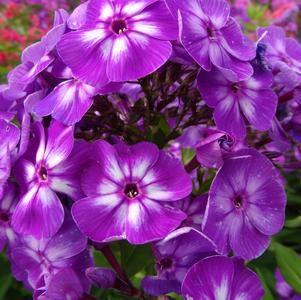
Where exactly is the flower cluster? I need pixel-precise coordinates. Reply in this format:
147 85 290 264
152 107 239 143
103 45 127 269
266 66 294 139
0 0 301 299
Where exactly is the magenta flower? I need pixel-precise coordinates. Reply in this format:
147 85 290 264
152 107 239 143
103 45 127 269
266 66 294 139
33 79 96 125
57 0 178 87
72 141 192 244
9 215 89 290
182 256 264 300
195 128 235 168
171 194 208 231
0 118 20 198
203 149 286 259
0 182 18 251
257 26 301 77
12 121 88 239
36 268 86 300
197 67 278 139
165 0 256 80
142 227 216 295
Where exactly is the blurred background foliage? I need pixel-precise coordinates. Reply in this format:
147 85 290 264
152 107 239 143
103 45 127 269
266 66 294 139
0 0 301 299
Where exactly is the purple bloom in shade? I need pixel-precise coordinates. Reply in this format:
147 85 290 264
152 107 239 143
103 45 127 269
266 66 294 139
202 148 286 260
165 0 256 80
197 66 278 139
86 267 116 289
9 214 89 290
12 121 87 239
0 118 20 198
275 268 301 300
36 268 85 300
142 227 216 295
195 128 235 168
257 26 301 77
0 182 19 251
57 0 178 87
171 194 208 231
181 255 265 300
33 79 96 125
72 141 192 244
8 42 54 89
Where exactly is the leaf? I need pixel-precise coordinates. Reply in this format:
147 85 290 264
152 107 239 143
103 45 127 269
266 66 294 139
285 216 301 228
119 241 154 277
255 268 274 300
181 148 195 165
274 243 301 294
0 275 12 300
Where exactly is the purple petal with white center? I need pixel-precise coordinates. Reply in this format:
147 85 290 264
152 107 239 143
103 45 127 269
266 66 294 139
231 258 265 299
140 151 192 201
72 195 127 243
119 0 159 18
182 255 234 300
114 142 159 182
128 1 178 40
257 26 286 54
107 32 172 82
179 10 211 71
81 141 125 196
239 88 277 131
200 0 230 29
125 198 186 244
213 95 246 139
57 28 111 87
33 79 96 125
49 140 90 200
44 121 74 169
220 17 255 61
85 0 115 24
12 184 64 239
13 159 35 193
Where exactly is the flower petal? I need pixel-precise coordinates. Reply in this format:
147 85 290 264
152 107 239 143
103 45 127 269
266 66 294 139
72 195 127 242
125 198 186 244
12 185 64 239
33 79 95 125
107 32 172 81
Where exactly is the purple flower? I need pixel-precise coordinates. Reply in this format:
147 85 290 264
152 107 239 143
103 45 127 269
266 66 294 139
197 67 278 139
142 227 216 295
203 148 286 259
195 128 236 168
171 194 208 231
0 182 18 251
165 0 256 80
257 26 301 77
182 255 265 300
33 79 96 125
86 267 117 289
9 214 89 290
57 0 178 87
35 268 85 300
275 268 301 300
72 141 192 244
12 121 88 239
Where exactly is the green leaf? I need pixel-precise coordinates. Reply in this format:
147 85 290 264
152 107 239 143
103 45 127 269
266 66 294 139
0 275 12 300
181 148 195 165
274 242 301 294
119 241 154 277
285 216 301 228
255 268 274 300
